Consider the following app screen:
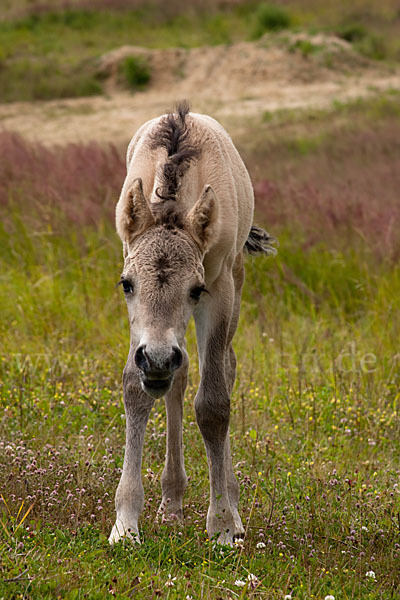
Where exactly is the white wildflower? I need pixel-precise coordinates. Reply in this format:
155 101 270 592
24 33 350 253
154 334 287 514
256 541 266 549
165 574 176 588
247 573 259 589
361 526 368 531
234 538 245 549
366 570 376 579
284 595 292 600
234 579 246 587
324 595 335 600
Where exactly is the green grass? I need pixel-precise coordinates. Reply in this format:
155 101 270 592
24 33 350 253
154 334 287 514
0 7 252 102
289 38 322 57
1 99 400 597
0 0 399 101
1 220 399 597
252 3 292 39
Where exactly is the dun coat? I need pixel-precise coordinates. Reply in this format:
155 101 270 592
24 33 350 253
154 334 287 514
110 102 275 545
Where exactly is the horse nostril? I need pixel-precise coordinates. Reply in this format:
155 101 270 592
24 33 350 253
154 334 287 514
171 346 183 371
135 345 149 372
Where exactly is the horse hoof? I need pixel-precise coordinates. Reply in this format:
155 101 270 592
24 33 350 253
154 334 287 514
108 521 140 545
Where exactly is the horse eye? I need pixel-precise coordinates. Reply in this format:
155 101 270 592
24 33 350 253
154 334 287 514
120 279 134 294
190 285 207 301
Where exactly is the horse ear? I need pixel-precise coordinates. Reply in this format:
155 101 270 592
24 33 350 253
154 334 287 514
116 178 154 246
186 184 218 253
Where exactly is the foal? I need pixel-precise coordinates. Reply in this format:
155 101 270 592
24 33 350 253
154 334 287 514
109 102 274 546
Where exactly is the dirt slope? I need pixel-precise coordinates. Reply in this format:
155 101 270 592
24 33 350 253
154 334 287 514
0 35 399 148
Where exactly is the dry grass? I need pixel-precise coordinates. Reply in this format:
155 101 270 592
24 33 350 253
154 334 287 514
0 132 125 226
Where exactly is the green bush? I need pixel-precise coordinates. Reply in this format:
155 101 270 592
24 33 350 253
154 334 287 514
336 23 367 43
120 55 151 90
253 2 291 39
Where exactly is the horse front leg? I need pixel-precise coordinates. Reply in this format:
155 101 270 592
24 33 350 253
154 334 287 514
158 353 189 519
109 356 154 544
194 277 244 545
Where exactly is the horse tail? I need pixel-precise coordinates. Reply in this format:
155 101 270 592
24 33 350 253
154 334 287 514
244 225 277 256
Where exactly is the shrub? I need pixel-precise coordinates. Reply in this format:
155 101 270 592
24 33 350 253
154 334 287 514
336 23 367 43
253 2 291 39
119 55 151 91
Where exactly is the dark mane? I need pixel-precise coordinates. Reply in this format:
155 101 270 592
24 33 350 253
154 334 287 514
149 101 201 203
151 200 185 230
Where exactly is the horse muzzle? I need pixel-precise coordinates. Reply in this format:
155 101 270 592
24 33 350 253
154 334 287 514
135 343 183 398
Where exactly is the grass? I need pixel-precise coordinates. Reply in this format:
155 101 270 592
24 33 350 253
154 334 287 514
0 6 252 102
1 98 400 597
242 93 400 264
0 0 399 101
252 3 292 39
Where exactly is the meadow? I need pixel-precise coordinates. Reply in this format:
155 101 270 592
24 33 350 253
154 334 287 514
0 0 400 101
0 90 399 598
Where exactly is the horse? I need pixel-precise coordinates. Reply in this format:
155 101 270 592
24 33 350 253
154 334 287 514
109 101 275 546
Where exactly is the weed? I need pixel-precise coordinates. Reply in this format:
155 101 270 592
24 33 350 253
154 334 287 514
286 134 324 154
252 2 292 39
336 22 368 43
119 55 151 91
355 32 388 60
262 110 274 122
289 38 321 57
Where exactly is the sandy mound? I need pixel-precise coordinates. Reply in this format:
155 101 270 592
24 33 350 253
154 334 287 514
1 34 397 148
98 34 371 99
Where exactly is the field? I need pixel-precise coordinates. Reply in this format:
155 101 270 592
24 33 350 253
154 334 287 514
1 0 400 102
1 2 400 599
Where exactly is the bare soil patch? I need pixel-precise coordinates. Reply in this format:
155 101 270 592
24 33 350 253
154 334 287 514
0 36 398 147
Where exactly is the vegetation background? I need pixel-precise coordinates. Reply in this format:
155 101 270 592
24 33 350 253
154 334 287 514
0 1 399 598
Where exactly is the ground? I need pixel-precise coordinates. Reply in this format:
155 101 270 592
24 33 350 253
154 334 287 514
0 35 399 147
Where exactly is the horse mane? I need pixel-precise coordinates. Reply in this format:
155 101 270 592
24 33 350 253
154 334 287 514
151 199 185 230
149 101 201 203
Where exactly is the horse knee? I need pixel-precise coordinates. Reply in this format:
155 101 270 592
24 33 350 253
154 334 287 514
195 389 230 444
